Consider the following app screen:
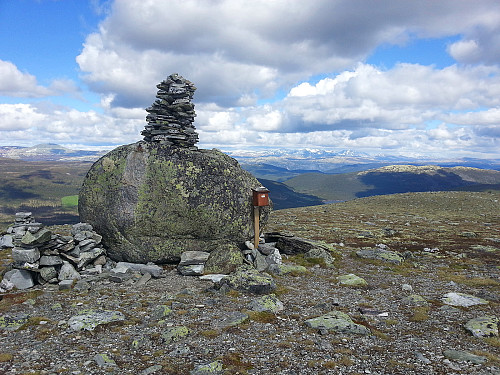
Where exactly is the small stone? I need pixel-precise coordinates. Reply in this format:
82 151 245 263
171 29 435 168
402 284 413 292
135 272 152 286
0 234 13 248
151 305 172 320
113 262 163 278
179 251 210 266
219 265 276 294
199 274 227 283
0 313 30 331
161 326 189 344
1 269 34 290
305 247 335 267
247 294 284 313
337 273 367 287
74 280 91 292
356 248 404 264
213 311 249 329
94 353 116 367
140 365 163 375
59 280 74 290
178 264 205 276
190 361 223 375
58 261 81 281
20 228 52 246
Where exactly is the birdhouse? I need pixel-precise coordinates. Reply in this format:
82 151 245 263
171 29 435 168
252 186 270 207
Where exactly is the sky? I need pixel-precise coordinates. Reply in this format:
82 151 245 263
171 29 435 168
1 0 500 159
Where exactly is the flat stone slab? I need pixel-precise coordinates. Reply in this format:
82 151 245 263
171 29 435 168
464 315 499 337
199 274 228 283
179 251 210 265
442 292 489 307
21 228 52 246
68 309 125 331
443 349 487 364
305 311 370 335
12 247 40 263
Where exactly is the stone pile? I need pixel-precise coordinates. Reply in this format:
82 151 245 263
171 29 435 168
0 214 108 291
141 73 199 148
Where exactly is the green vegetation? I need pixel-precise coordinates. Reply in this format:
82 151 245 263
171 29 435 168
61 195 79 207
0 158 91 229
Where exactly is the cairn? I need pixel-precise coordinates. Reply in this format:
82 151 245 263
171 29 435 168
0 214 107 291
141 73 199 149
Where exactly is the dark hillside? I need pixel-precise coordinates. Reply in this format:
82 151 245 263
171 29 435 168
285 165 500 201
257 178 323 210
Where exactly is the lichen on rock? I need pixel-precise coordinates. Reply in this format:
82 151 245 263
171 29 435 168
78 141 270 263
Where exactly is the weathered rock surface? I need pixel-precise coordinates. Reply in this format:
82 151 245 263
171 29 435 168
204 243 243 274
247 294 284 313
337 273 367 287
78 141 269 263
1 269 34 290
464 315 499 337
442 292 489 307
68 309 125 331
305 310 371 335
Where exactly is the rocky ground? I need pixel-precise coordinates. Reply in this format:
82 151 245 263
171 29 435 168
0 190 499 375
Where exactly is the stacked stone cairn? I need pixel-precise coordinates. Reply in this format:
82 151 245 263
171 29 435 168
141 73 199 149
0 213 107 291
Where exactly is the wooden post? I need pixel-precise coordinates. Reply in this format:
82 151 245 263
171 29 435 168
253 206 260 249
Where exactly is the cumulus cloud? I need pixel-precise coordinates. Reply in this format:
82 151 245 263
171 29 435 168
0 102 143 146
0 60 81 98
76 0 500 109
3 0 500 159
0 60 52 97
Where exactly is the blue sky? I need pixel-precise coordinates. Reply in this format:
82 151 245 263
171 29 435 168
1 0 500 159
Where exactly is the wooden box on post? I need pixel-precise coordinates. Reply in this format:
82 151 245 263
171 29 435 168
252 187 270 207
252 186 270 249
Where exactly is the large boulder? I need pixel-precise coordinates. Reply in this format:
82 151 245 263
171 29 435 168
78 141 269 263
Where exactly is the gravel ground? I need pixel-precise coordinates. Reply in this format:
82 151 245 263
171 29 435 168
0 191 499 375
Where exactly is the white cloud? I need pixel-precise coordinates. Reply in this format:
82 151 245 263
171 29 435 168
0 60 81 98
0 102 143 146
76 0 500 110
0 60 52 97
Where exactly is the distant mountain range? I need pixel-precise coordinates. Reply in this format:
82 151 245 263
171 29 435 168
233 148 500 179
0 144 106 161
1 144 500 211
